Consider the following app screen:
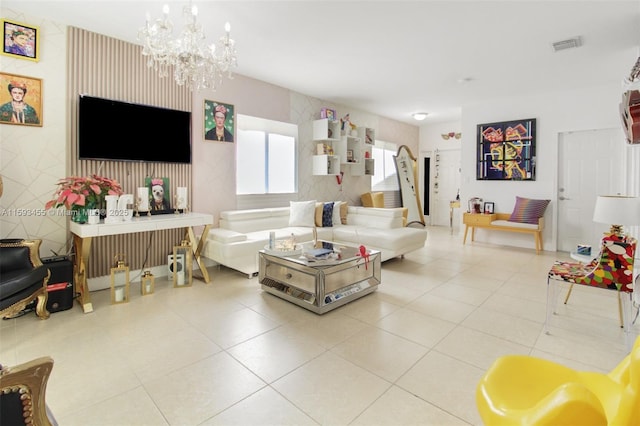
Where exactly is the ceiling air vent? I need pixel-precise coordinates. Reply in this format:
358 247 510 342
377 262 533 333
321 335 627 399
552 37 582 52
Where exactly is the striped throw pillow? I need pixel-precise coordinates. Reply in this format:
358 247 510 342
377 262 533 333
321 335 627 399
508 196 550 224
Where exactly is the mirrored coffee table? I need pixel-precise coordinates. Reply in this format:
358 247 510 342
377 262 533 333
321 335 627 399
258 242 381 314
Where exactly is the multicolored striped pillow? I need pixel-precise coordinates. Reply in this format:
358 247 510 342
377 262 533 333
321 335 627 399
508 196 550 224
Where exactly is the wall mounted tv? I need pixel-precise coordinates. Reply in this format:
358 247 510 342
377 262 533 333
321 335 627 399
78 95 192 164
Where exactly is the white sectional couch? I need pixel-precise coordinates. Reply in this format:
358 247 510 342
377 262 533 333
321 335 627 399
202 203 427 277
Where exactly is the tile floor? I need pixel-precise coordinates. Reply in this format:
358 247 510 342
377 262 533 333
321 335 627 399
1 226 638 425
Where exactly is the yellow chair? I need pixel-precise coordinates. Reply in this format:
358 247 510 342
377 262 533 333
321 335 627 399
476 336 640 425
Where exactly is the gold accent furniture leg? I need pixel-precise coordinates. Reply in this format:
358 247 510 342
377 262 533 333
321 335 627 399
73 234 94 313
186 225 211 283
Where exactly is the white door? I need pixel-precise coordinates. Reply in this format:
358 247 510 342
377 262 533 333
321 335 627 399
432 149 461 227
557 128 626 252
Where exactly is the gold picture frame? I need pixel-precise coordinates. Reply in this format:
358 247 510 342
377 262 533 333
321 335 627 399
0 72 42 126
2 19 39 62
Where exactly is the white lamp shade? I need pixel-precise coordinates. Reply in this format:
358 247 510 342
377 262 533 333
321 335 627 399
593 195 640 226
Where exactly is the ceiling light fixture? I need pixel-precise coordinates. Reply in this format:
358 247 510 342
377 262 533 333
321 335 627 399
138 2 238 91
412 112 428 121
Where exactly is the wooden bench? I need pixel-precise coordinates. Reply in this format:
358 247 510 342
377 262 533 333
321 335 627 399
463 212 544 254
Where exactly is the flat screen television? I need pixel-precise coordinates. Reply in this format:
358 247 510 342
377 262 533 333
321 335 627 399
78 95 192 163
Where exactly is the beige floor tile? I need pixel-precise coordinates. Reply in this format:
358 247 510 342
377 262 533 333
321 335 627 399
227 324 326 383
123 326 222 383
352 385 471 425
376 307 457 348
397 350 484 425
287 310 370 349
481 292 547 323
446 271 505 292
428 282 493 307
434 326 531 370
406 293 476 324
272 351 391 425
203 386 317 425
461 307 543 347
57 385 169 426
338 291 402 324
331 325 429 382
145 352 266 425
192 306 282 349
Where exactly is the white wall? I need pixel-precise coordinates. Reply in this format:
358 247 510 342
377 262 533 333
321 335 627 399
192 76 419 226
418 121 462 226
0 7 67 257
456 83 628 251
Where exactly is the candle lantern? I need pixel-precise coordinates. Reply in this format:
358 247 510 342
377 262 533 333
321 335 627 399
141 270 155 295
110 253 130 304
172 240 193 287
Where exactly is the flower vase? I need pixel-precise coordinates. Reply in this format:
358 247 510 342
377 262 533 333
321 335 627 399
71 205 89 224
71 200 97 224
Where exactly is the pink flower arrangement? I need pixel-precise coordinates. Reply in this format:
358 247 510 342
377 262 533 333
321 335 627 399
45 175 123 210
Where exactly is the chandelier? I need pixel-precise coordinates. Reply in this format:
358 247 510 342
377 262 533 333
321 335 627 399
138 2 237 91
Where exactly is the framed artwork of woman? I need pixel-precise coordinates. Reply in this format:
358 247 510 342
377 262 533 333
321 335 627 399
204 100 234 142
2 20 39 62
0 72 42 126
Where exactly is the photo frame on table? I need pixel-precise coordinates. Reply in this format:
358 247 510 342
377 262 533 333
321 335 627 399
2 19 39 62
204 100 234 142
346 149 354 162
0 72 42 126
484 202 495 214
476 118 536 181
145 177 171 214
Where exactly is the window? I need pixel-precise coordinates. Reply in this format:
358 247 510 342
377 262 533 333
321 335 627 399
372 140 399 191
236 115 298 195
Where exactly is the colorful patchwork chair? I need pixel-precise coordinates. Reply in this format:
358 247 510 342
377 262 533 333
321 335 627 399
546 235 636 334
476 335 640 425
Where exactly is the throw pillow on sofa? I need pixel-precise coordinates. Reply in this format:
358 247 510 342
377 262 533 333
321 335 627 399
289 200 317 227
314 201 347 227
508 196 550 224
332 201 344 226
322 202 334 227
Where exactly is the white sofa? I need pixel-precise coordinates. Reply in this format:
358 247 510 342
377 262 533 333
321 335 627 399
202 204 427 277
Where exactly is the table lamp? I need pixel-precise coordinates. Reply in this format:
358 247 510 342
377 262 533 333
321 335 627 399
592 195 640 237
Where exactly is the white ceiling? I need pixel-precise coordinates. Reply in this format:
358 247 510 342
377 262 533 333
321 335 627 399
5 0 640 124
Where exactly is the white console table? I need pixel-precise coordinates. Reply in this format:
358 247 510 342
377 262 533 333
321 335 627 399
70 212 213 313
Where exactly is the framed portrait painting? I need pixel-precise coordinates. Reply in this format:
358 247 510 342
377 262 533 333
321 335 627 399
476 118 536 181
145 177 171 214
2 19 39 62
204 100 234 142
0 72 42 126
